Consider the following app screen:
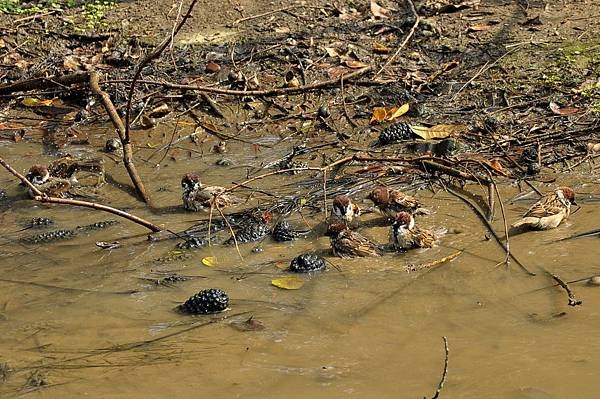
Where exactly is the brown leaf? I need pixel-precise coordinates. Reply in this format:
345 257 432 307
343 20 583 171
343 59 369 69
370 0 390 18
467 24 490 32
370 107 388 124
549 102 579 116
372 42 391 54
205 61 221 73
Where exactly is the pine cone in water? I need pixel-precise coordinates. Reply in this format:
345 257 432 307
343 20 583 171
31 217 54 227
225 222 270 245
378 122 413 145
272 220 299 242
177 236 207 249
178 288 229 314
289 253 326 273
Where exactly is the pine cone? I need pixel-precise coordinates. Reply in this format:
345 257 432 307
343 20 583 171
289 253 326 273
178 288 229 314
378 122 413 145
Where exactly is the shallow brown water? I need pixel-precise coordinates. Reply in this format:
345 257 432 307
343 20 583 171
2 128 600 399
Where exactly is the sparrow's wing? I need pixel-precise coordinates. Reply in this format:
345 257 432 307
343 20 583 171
351 233 382 256
523 194 563 218
390 190 419 209
414 227 435 248
38 179 71 197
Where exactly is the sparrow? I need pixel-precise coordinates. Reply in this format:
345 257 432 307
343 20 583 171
367 186 423 218
25 165 71 198
326 223 382 258
331 194 361 224
390 211 436 250
48 155 105 186
181 173 240 211
511 186 576 231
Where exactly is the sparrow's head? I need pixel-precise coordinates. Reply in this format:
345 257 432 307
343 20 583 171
181 173 201 192
26 165 50 185
558 186 576 206
332 195 352 214
325 223 349 238
392 211 415 230
367 186 389 205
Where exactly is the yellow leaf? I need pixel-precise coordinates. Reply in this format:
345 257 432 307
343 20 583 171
22 98 53 107
146 142 158 148
372 42 390 54
386 103 410 121
410 124 465 140
202 256 218 267
271 277 304 290
370 107 388 124
167 250 184 257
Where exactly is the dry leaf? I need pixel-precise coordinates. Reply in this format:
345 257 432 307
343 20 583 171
343 59 369 69
587 143 600 153
370 107 388 124
202 256 217 267
410 124 466 140
549 102 579 116
372 42 391 54
487 159 510 176
22 98 53 107
370 0 390 18
387 103 410 120
271 276 304 290
467 24 490 32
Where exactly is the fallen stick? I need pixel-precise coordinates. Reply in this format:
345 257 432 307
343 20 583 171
89 72 153 205
430 336 449 399
106 66 372 97
0 72 90 95
375 0 420 77
0 157 163 233
549 272 583 307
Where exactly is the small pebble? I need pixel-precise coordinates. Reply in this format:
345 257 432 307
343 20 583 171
587 276 600 286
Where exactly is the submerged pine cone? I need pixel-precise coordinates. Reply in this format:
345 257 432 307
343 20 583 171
272 220 300 242
289 253 326 273
378 122 413 145
178 288 229 314
225 222 270 245
31 217 54 227
177 236 207 249
23 229 77 244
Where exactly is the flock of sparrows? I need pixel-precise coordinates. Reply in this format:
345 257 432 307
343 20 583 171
22 163 577 258
178 172 578 258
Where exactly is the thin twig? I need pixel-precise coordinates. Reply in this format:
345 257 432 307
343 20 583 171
124 0 200 142
431 336 449 399
107 66 372 97
549 272 583 307
374 0 420 77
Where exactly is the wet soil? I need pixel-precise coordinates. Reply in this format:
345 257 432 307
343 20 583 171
1 0 600 398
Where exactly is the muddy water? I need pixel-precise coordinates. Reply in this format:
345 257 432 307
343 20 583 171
1 127 600 399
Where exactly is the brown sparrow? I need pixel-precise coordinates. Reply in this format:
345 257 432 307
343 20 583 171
390 212 436 250
25 165 71 198
511 186 576 231
48 155 105 186
181 173 240 211
367 186 422 218
331 194 361 224
326 223 382 258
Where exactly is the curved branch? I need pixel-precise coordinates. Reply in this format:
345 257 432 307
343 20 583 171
0 157 162 233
